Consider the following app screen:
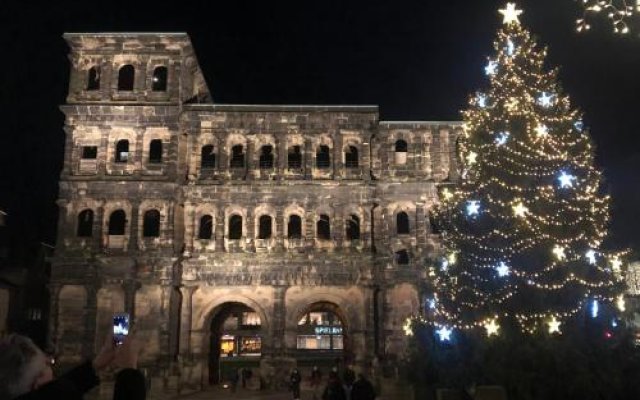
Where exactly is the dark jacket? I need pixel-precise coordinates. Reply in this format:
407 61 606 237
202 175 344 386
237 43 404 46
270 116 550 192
322 380 347 400
351 377 376 400
15 361 146 400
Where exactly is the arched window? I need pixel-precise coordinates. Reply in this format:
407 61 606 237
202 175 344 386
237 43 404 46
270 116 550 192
258 215 273 239
316 145 331 169
259 145 274 169
395 140 408 165
87 66 100 91
152 66 168 91
230 145 245 169
143 209 160 237
345 214 360 240
77 209 94 237
317 214 331 240
288 215 302 239
397 212 410 234
345 146 359 168
228 215 243 240
149 139 162 163
201 145 216 168
297 308 344 350
115 139 129 163
108 210 126 235
395 249 410 265
198 215 213 240
117 64 135 91
288 145 302 169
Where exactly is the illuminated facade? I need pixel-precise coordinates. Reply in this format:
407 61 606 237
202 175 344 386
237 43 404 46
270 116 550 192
50 32 461 391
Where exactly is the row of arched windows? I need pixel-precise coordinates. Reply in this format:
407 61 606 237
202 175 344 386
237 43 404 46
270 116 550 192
196 213 361 241
86 65 168 92
83 139 163 163
198 144 361 170
76 209 162 238
76 209 413 239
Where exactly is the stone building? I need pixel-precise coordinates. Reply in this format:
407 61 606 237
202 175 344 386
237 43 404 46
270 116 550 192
51 32 462 391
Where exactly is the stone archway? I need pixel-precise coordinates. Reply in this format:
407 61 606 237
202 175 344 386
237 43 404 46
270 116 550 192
294 301 354 367
201 301 268 386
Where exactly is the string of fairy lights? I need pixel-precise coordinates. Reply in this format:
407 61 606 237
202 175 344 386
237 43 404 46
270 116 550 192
405 3 627 342
576 0 640 34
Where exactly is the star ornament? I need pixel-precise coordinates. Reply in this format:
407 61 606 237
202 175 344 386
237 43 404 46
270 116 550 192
495 131 510 146
535 123 549 138
499 3 523 25
484 319 500 337
436 326 453 342
586 249 597 265
466 200 481 216
485 60 498 76
548 317 561 334
558 171 576 189
537 92 554 108
496 261 510 277
466 151 478 165
512 202 529 218
552 245 566 261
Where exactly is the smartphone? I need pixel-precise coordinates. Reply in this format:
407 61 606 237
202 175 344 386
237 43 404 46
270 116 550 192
113 313 130 346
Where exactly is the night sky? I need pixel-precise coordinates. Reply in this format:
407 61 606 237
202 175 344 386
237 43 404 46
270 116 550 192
1 0 639 265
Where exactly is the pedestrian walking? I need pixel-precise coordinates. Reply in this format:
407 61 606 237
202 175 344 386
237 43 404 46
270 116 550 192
351 374 376 400
322 371 346 400
290 368 302 400
311 366 323 400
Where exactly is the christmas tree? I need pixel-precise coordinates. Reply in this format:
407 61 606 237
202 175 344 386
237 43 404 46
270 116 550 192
431 3 626 336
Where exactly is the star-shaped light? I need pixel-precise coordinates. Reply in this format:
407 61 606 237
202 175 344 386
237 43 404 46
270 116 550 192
499 3 523 25
436 326 453 342
506 39 516 56
484 319 500 337
537 92 554 108
466 151 478 165
442 188 454 200
617 295 626 312
558 171 576 188
485 60 498 76
427 298 437 310
477 94 488 108
495 131 510 146
496 261 510 277
447 253 457 265
591 299 599 319
466 200 481 216
574 120 584 132
611 257 623 273
552 245 566 261
548 317 561 334
441 259 449 272
403 318 413 337
512 202 529 218
535 123 549 138
586 249 597 265
505 97 519 111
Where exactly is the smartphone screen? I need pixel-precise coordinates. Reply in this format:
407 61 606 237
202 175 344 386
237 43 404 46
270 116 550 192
113 313 130 346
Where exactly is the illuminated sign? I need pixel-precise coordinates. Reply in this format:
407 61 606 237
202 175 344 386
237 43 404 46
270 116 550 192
314 326 342 335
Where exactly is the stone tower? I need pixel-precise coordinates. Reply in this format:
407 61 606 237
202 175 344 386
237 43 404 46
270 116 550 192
51 32 461 392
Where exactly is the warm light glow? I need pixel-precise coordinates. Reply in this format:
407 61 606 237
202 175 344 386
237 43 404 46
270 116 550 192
548 317 561 334
484 319 500 336
617 295 626 312
535 123 549 138
466 151 478 165
499 3 523 25
403 318 413 336
552 245 566 261
512 202 529 218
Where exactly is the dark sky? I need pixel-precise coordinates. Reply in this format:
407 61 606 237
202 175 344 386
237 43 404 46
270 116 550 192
1 0 639 263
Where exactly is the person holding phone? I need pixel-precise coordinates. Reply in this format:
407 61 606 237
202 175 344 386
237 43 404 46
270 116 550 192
0 313 146 400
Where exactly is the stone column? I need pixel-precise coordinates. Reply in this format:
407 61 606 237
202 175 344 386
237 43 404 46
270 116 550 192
276 133 285 179
304 136 313 179
415 201 427 249
83 285 98 358
215 206 225 252
128 201 140 252
275 205 285 250
333 132 343 179
246 139 254 180
179 285 198 355
123 280 140 323
271 286 288 356
218 134 228 177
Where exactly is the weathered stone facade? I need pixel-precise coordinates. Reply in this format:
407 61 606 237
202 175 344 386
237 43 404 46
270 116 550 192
51 32 462 391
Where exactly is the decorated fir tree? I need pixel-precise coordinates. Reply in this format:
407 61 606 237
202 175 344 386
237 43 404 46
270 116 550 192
431 3 626 337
